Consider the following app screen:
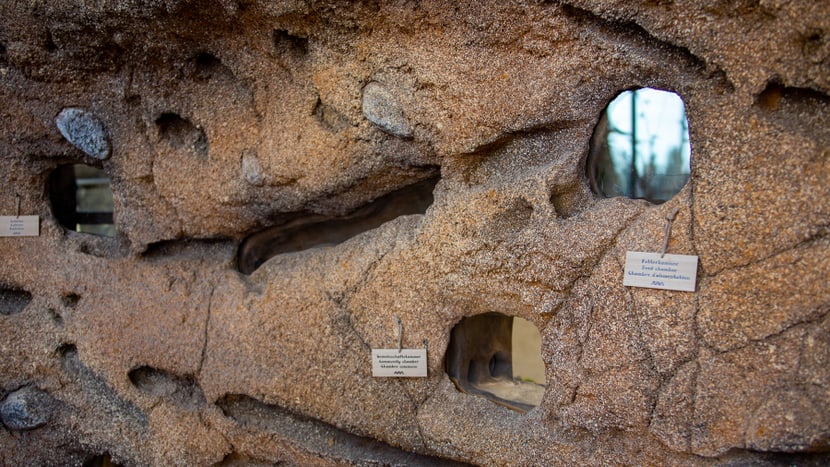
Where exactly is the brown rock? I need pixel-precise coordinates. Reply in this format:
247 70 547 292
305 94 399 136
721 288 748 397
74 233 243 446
0 0 828 465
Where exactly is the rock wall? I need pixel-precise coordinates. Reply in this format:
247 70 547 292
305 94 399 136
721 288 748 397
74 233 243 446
1 0 828 465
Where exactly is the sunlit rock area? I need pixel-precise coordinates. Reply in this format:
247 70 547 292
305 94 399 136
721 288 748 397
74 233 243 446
0 1 828 465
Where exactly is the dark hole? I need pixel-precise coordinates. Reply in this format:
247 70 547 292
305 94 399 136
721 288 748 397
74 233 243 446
56 343 77 358
193 52 233 81
44 31 57 52
195 52 221 78
237 176 439 274
83 453 121 467
128 366 205 409
62 293 80 308
48 164 115 237
0 288 33 315
757 82 785 111
445 313 545 412
155 112 209 157
273 29 309 55
587 88 691 204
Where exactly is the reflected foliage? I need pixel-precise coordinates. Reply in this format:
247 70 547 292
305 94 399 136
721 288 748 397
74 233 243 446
588 88 691 203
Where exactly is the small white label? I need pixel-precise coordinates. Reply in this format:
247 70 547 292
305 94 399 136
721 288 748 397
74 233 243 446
623 251 698 292
0 216 39 237
372 349 427 377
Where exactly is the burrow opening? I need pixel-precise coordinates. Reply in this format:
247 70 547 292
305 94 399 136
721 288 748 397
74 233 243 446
445 312 545 413
0 288 33 316
237 176 439 275
48 164 115 237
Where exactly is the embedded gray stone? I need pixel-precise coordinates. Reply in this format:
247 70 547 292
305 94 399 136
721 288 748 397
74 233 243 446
55 108 111 160
361 82 412 137
0 386 53 430
241 151 265 186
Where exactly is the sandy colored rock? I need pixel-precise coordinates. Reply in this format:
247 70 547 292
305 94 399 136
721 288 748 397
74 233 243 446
0 0 828 465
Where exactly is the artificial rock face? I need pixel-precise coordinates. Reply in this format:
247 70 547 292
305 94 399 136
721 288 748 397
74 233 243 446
1 1 828 465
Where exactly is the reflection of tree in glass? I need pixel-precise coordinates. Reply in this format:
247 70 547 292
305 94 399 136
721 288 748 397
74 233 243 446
588 88 690 204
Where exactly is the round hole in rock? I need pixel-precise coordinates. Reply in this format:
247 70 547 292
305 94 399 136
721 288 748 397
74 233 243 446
445 312 545 412
48 164 115 237
587 87 691 204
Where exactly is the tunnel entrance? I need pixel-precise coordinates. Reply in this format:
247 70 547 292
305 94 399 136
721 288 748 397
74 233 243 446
445 313 545 412
48 164 115 237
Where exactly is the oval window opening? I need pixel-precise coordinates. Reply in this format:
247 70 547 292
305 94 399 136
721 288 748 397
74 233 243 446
48 164 115 237
445 313 545 412
588 88 691 204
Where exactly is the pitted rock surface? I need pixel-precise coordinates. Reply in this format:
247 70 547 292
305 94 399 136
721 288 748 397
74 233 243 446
0 1 828 465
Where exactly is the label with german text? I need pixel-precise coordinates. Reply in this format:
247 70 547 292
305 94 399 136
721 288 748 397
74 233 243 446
0 216 39 237
371 349 427 377
623 251 698 292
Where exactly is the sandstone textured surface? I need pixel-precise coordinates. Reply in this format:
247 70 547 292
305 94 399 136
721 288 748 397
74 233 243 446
0 1 828 465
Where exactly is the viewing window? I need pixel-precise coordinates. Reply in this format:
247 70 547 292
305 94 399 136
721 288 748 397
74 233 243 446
445 313 545 412
588 88 691 203
48 164 115 237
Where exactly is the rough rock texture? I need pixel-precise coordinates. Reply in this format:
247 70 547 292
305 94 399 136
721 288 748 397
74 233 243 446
0 0 828 465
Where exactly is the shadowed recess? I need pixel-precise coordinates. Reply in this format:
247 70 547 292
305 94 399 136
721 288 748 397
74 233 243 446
141 237 234 261
217 394 469 466
446 312 546 412
48 164 116 237
82 453 121 467
193 52 234 81
155 112 209 157
128 366 205 410
0 288 33 315
237 175 439 274
273 29 308 55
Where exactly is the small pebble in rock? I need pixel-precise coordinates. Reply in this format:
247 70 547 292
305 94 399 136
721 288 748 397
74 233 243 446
361 82 412 138
241 151 265 186
55 108 112 160
0 386 53 430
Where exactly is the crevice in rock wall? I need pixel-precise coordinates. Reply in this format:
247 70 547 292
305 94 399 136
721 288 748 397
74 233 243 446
237 175 439 274
216 393 469 466
754 80 830 148
82 453 122 467
212 452 273 466
128 366 205 410
140 238 234 261
756 80 830 110
192 52 233 82
462 121 584 168
716 448 830 464
555 2 732 87
0 288 33 315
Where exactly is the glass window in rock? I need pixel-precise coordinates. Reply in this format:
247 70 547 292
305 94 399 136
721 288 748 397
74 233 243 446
445 313 546 412
48 164 115 237
588 88 691 203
